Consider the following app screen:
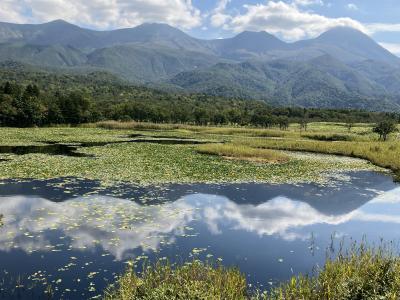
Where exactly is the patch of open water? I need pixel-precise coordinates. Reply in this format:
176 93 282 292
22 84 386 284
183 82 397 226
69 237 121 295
0 137 212 159
0 171 399 299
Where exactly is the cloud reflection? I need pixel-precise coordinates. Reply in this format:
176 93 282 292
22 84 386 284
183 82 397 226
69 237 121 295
0 195 196 260
0 185 399 258
200 196 356 241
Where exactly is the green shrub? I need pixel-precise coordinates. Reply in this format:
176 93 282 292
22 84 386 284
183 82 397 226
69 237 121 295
267 243 400 300
304 134 353 142
104 260 247 300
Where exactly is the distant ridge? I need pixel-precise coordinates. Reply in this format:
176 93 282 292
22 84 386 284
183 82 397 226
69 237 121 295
0 20 399 110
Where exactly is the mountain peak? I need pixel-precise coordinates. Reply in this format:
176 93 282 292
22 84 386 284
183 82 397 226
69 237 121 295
133 22 185 34
46 19 70 24
317 26 369 41
138 22 175 29
42 19 77 27
234 30 283 41
227 30 287 50
301 25 399 64
238 30 276 36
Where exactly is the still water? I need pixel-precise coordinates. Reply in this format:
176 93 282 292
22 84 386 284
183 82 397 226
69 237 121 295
0 171 399 299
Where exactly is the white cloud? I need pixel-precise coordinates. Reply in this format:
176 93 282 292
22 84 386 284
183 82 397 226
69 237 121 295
210 0 232 28
2 0 400 43
346 3 358 11
293 0 324 6
366 23 400 34
0 0 202 30
0 0 27 23
224 1 365 41
214 0 231 12
211 13 232 28
208 1 400 42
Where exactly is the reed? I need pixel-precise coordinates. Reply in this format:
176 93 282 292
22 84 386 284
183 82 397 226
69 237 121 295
197 143 289 163
104 243 400 300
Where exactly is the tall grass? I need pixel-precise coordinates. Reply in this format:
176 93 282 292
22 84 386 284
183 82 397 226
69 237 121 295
89 121 288 138
85 120 400 178
88 120 189 131
104 243 400 300
197 143 289 163
103 260 247 300
238 138 400 177
267 242 400 300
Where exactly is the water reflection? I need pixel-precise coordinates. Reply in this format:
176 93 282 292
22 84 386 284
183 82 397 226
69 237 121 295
2 188 400 257
0 171 399 299
0 137 211 159
0 196 195 260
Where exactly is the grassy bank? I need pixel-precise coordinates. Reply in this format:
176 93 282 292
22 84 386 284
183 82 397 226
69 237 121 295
197 143 289 163
269 244 400 299
105 244 400 300
238 138 400 178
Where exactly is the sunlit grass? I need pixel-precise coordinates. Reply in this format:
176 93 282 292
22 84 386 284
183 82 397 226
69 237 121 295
0 123 389 184
197 143 289 163
105 243 400 300
90 121 384 141
91 120 288 138
104 260 247 300
266 243 400 300
238 138 400 177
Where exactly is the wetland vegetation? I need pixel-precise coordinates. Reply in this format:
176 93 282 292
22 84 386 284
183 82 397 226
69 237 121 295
0 123 389 185
1 79 400 300
106 243 400 300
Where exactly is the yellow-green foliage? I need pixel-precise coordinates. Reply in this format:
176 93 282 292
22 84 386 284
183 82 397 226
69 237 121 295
239 138 400 175
92 121 288 138
92 121 189 131
104 260 247 300
197 143 289 163
0 127 375 185
267 244 400 300
105 245 400 300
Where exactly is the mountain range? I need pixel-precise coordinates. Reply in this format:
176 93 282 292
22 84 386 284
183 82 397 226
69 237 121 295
0 19 400 110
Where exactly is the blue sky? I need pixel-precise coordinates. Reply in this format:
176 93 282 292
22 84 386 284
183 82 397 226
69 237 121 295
1 0 400 54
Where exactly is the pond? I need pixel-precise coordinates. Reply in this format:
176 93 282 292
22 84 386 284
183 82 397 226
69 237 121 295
0 171 399 299
0 136 213 159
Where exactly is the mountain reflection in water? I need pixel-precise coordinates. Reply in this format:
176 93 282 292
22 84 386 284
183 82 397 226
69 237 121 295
0 171 399 299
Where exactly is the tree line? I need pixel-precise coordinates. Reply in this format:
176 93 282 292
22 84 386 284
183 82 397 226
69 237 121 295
0 80 398 128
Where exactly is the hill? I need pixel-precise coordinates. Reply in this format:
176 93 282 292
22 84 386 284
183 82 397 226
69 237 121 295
0 20 399 110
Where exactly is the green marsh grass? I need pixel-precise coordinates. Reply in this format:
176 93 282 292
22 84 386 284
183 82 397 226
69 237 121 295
91 121 289 138
266 242 400 300
104 260 247 300
239 138 400 177
0 126 383 184
104 243 400 300
197 143 289 163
